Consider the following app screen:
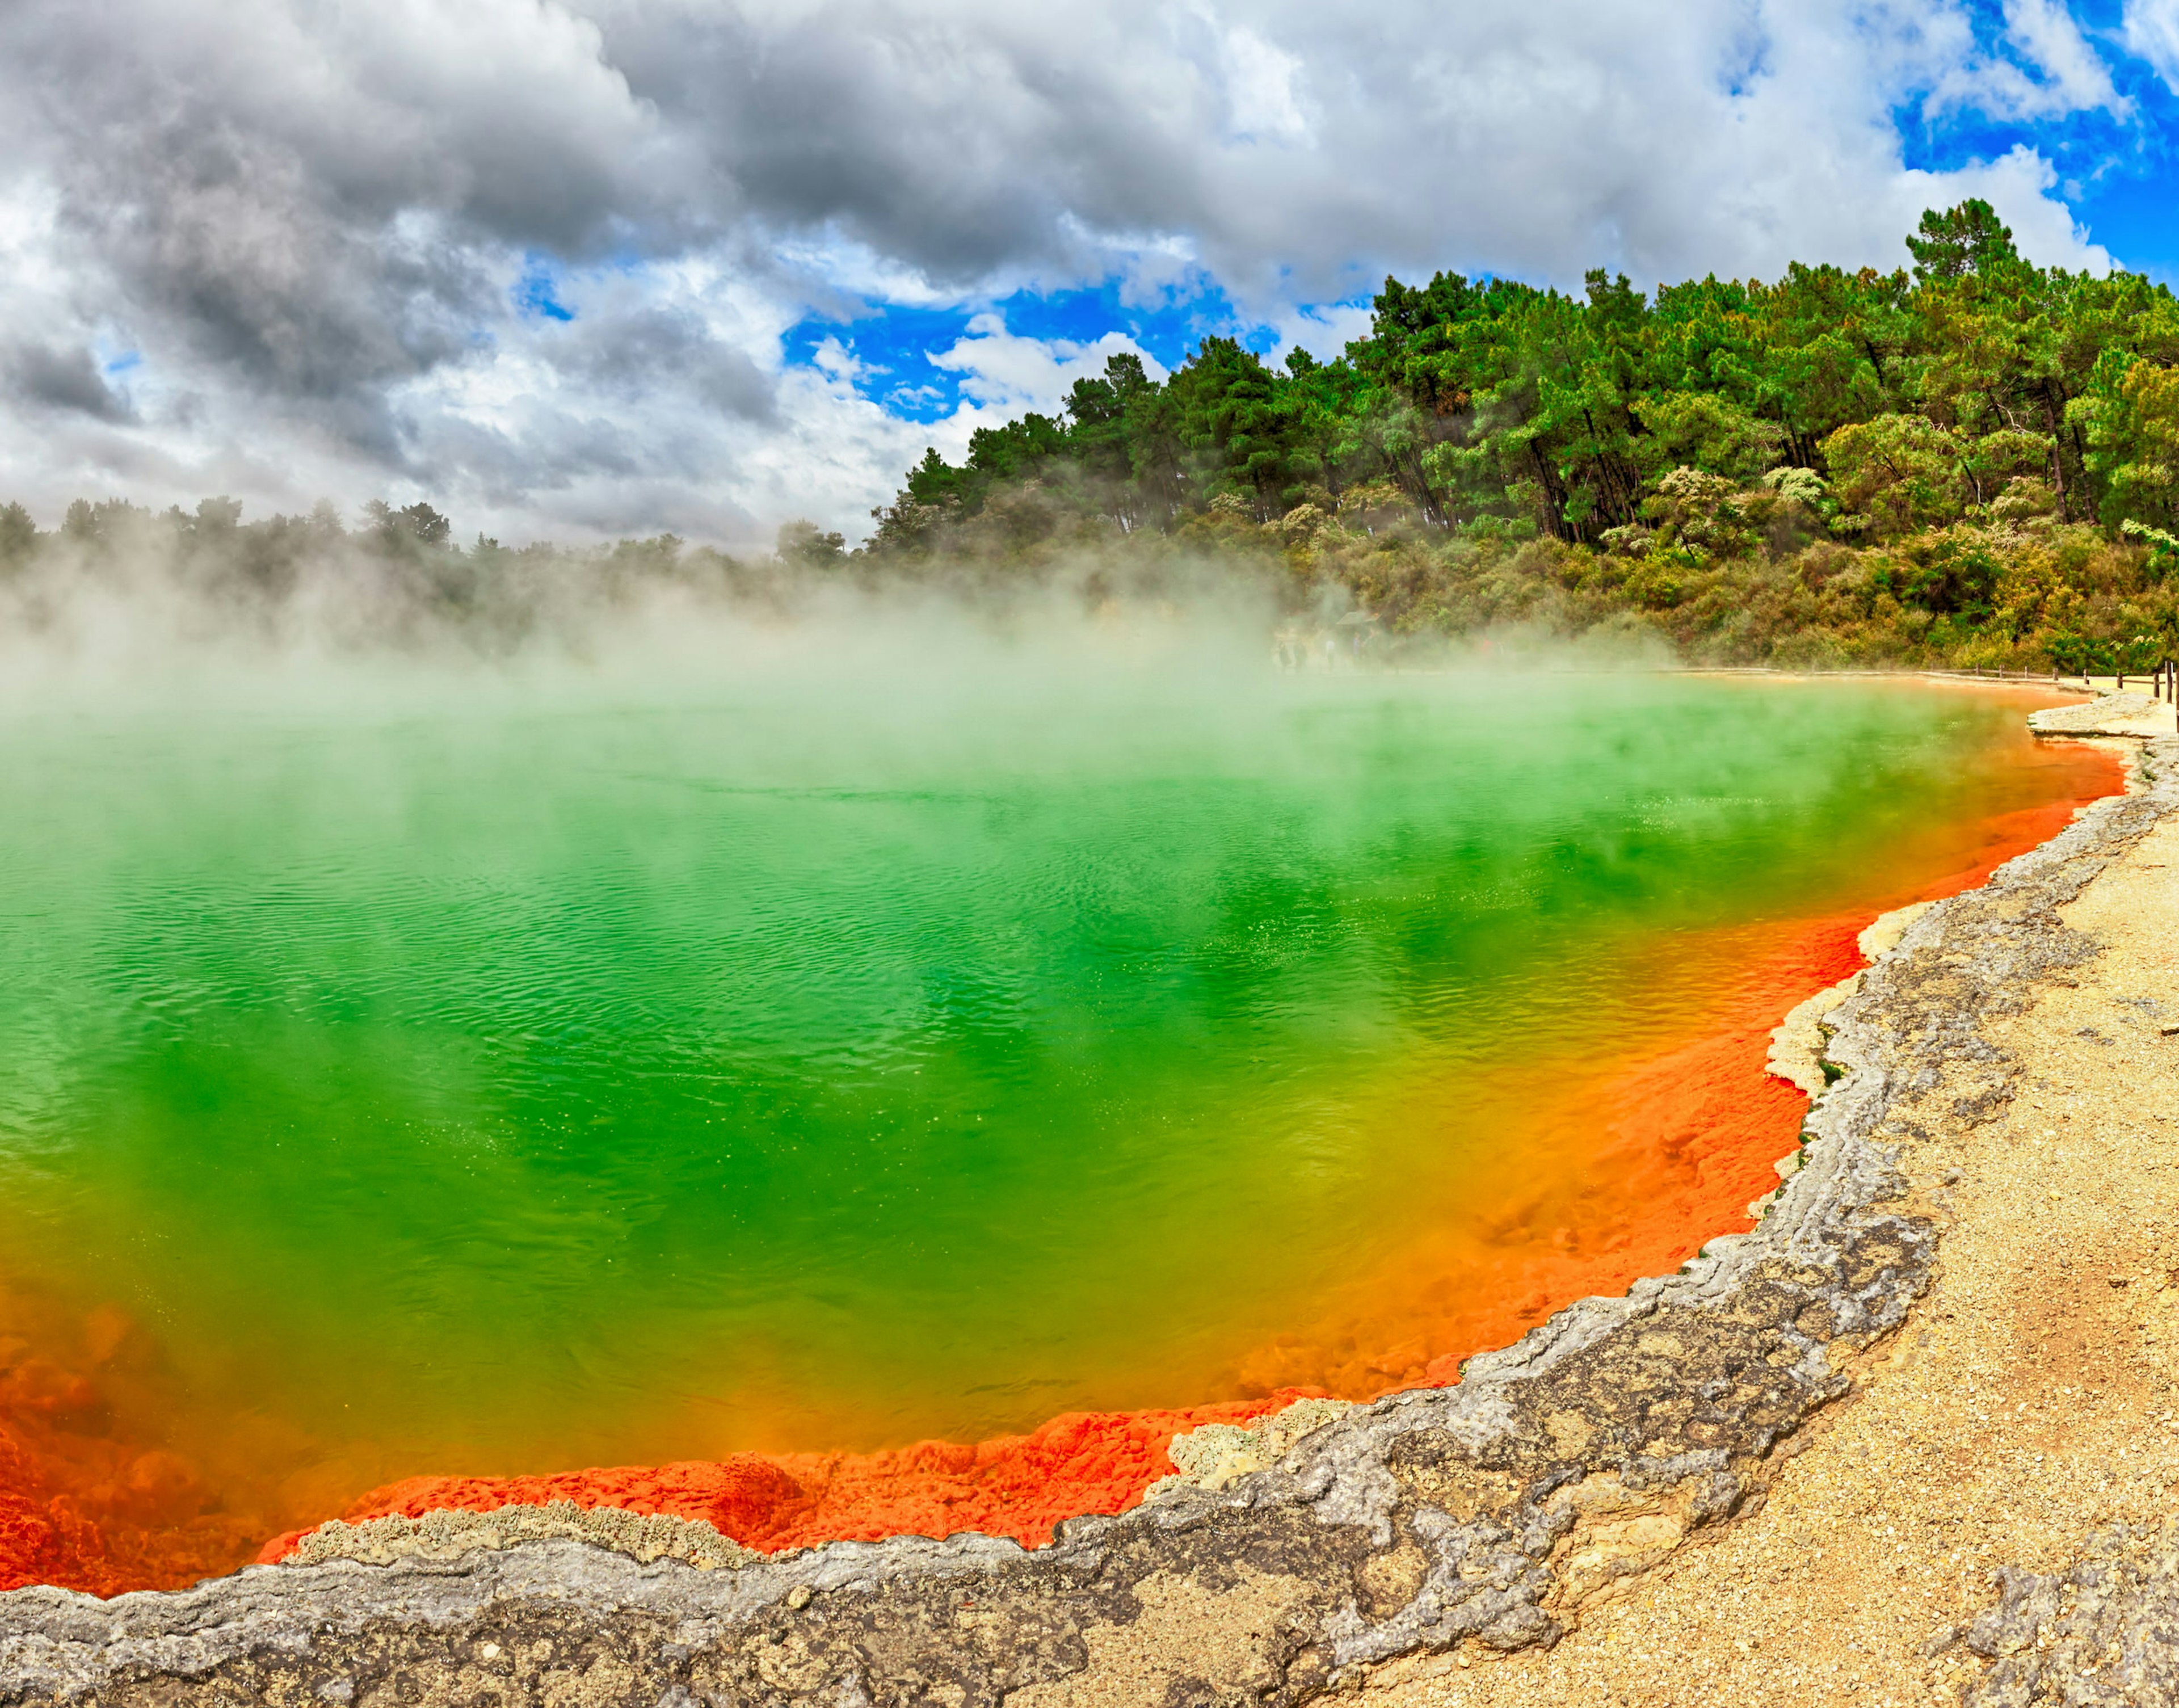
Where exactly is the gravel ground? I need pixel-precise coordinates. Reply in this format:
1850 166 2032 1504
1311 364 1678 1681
1363 742 2179 1708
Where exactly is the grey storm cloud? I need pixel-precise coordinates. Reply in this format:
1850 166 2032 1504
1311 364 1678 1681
5 0 654 430
562 307 780 423
3 343 135 422
0 0 2132 541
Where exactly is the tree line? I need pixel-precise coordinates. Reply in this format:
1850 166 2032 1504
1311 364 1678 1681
880 201 2179 548
861 200 2179 672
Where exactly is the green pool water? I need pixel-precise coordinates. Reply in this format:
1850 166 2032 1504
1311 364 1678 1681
0 655 2097 1497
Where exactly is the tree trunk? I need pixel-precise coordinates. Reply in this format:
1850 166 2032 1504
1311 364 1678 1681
2038 380 2075 521
1529 441 1570 540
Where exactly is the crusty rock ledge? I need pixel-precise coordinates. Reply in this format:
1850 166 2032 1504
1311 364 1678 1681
3 737 2169 1708
2027 690 2177 739
1951 1518 2179 1708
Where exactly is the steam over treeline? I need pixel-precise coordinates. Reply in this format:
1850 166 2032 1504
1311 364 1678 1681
5 201 2177 671
0 490 1258 660
868 201 2179 674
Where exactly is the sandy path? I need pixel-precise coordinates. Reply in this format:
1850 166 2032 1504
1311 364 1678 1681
1363 760 2179 1708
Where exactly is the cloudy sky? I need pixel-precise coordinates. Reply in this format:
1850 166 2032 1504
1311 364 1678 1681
3 0 2177 548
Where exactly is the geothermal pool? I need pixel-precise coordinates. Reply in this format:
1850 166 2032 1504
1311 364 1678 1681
0 663 2118 1592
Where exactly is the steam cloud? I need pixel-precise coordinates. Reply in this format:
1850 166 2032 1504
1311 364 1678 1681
0 499 1335 712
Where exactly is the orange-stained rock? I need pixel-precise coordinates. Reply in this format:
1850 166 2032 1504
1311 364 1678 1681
255 1391 1318 1564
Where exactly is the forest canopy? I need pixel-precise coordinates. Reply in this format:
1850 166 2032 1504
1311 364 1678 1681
859 200 2179 674
882 200 2171 543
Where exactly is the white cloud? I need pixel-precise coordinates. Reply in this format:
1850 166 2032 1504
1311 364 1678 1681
1268 301 1377 366
926 316 1166 414
2122 0 2179 87
1212 19 1313 145
1926 0 2126 120
2005 0 2127 111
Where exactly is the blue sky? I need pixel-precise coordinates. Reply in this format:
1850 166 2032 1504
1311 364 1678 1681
780 280 1298 426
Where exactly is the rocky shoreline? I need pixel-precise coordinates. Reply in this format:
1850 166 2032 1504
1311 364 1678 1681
3 717 2173 1707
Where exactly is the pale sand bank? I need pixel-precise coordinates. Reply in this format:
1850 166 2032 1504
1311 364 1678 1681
1364 735 2179 1708
2030 692 2179 739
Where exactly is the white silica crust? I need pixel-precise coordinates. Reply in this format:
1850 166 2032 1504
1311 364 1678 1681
282 1500 758 1572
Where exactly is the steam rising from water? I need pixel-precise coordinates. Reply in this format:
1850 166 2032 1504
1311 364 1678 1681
0 511 1257 683
0 500 1696 725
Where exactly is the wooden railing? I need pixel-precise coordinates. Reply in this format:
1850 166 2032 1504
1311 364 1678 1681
1926 661 2179 701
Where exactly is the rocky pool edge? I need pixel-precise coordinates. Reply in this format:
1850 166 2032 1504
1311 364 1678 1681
3 721 2173 1707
